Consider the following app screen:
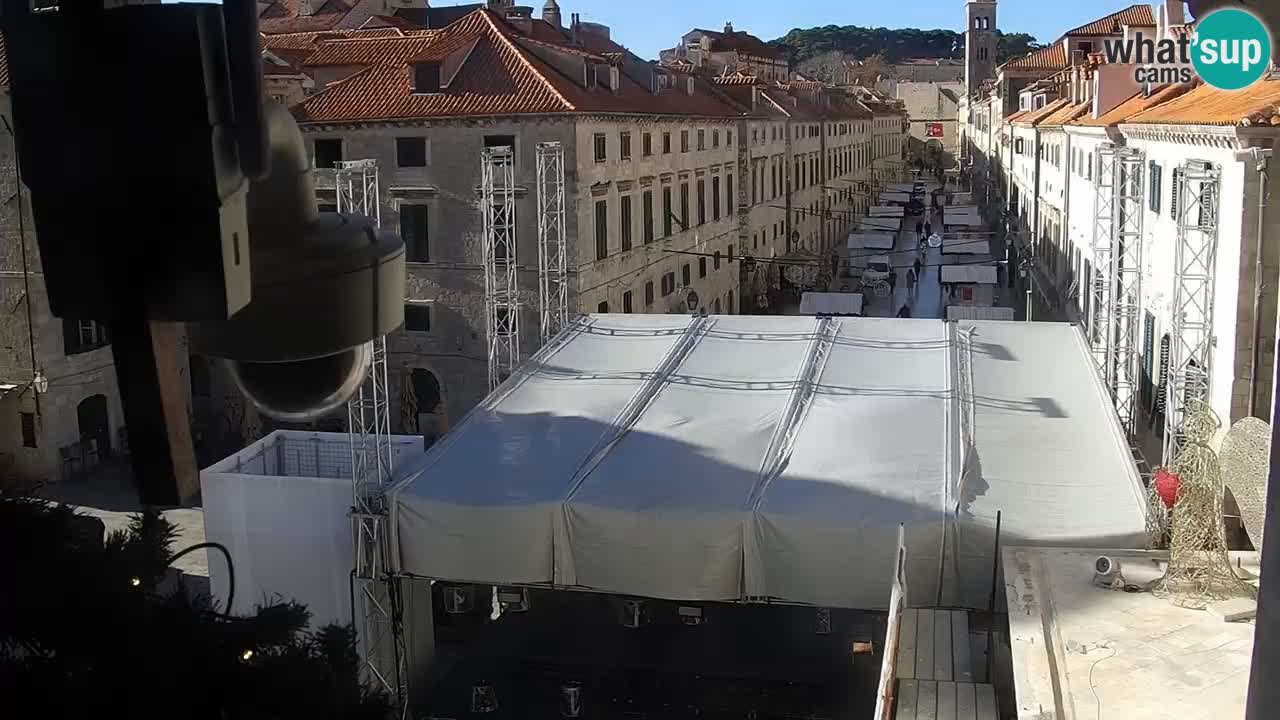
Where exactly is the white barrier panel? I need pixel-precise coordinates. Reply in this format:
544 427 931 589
874 525 909 720
201 430 425 628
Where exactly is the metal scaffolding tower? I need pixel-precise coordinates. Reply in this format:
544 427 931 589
1090 145 1118 379
482 145 520 392
1163 161 1220 466
1112 150 1145 435
328 158 406 714
535 142 569 344
334 158 382 226
1090 145 1146 435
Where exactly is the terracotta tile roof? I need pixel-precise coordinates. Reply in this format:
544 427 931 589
293 9 750 123
712 73 760 86
1014 97 1071 125
302 32 437 67
361 15 420 31
1036 99 1090 127
1002 43 1068 72
1005 109 1029 122
1071 83 1195 126
690 27 782 60
1063 4 1154 36
1123 78 1280 126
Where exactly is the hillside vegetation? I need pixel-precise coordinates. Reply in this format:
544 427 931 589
770 25 1040 67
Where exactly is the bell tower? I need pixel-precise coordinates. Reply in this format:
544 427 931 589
965 0 998 96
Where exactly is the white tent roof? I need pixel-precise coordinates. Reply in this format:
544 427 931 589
879 192 911 204
859 217 901 231
800 292 864 315
847 232 896 250
947 305 1015 320
942 236 992 255
869 206 906 217
390 316 1147 610
941 265 998 284
885 183 917 193
944 206 983 227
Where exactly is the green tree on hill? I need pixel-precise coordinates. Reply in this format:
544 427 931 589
772 25 1040 67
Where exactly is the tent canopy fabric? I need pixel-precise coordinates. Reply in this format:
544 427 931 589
859 217 901 231
390 316 1147 610
941 265 998 284
868 206 906 217
947 305 1015 320
799 292 864 316
847 232 896 250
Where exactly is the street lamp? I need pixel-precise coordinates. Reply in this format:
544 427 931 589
33 369 48 394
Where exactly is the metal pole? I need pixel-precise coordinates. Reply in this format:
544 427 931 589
1025 287 1032 322
1246 299 1280 720
1249 150 1271 419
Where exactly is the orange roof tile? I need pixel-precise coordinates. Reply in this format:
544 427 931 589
293 9 756 123
1124 78 1280 126
1037 100 1090 127
1012 98 1070 125
1003 43 1068 72
303 32 438 67
1071 83 1195 126
1005 110 1029 122
1064 4 1154 36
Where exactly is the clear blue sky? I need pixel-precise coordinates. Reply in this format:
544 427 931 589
442 0 1145 60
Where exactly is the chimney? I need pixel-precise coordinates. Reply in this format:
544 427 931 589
298 0 315 16
504 5 534 35
570 12 580 45
751 86 761 111
486 0 514 9
724 21 734 34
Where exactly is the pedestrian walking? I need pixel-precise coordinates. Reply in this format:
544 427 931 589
906 268 916 292
913 257 923 278
888 271 897 293
896 304 912 318
924 221 932 237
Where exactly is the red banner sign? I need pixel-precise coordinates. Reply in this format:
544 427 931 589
925 122 945 138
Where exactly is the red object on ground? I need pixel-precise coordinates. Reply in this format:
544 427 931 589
1154 468 1181 509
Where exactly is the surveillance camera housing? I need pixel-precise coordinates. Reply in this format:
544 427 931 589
188 103 405 421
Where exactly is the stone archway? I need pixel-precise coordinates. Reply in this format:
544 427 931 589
410 368 446 447
77 394 111 461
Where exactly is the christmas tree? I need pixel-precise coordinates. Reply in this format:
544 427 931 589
0 491 392 719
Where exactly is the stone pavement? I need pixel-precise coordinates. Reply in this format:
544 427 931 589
1003 546 1255 720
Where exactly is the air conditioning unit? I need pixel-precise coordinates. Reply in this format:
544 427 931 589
678 605 704 626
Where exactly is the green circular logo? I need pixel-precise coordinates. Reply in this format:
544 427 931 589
1191 9 1272 91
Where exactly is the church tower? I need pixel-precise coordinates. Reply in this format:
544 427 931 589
965 0 998 96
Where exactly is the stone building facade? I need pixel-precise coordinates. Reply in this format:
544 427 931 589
958 0 1280 464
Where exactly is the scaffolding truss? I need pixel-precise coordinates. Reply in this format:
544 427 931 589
535 142 569 344
1090 145 1117 382
1163 161 1220 466
333 159 382 225
329 158 406 714
482 145 521 392
1089 146 1146 435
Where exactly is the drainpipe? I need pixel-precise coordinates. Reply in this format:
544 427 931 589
1248 147 1273 419
3 116 40 420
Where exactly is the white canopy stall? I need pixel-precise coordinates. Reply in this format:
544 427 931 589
390 315 1148 610
944 205 983 228
878 192 911 205
868 206 906 218
858 216 902 232
847 232 896 250
799 292 864 316
947 305 1015 321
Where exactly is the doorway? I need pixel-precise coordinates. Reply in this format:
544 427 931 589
77 394 111 461
411 369 445 448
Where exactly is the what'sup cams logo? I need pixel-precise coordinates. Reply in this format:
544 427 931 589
1102 8 1273 91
